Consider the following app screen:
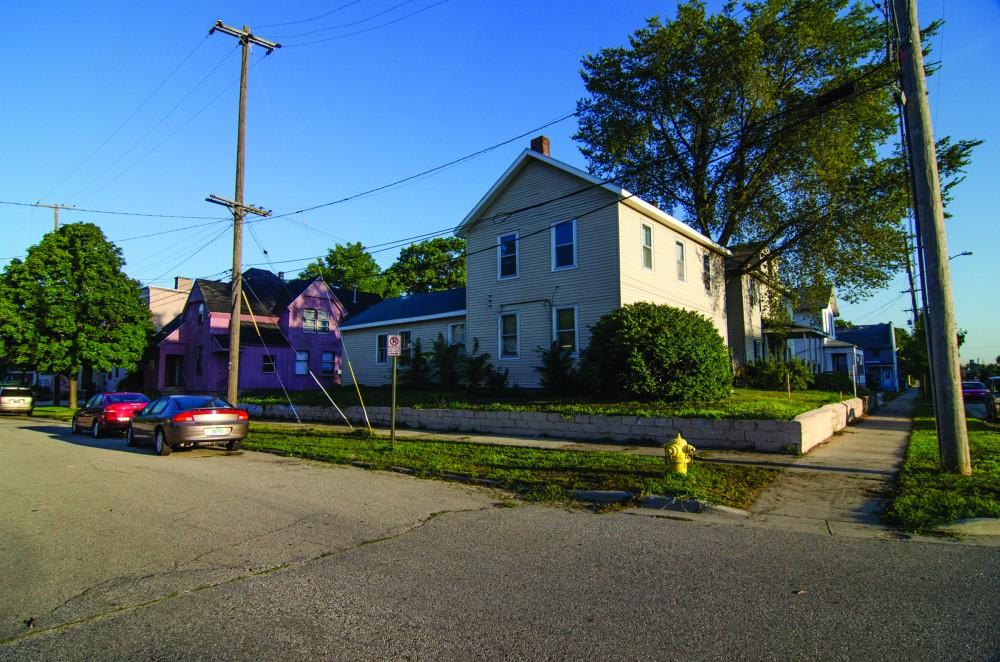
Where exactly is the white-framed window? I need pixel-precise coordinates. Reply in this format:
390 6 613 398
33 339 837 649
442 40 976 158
641 224 653 270
398 330 413 366
675 241 686 282
295 350 309 376
552 305 579 356
321 351 334 375
499 312 519 359
702 253 712 291
262 354 276 374
448 322 466 350
376 333 388 364
551 220 577 271
497 232 519 279
303 308 329 334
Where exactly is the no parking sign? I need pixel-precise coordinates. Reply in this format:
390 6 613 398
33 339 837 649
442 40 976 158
387 334 402 358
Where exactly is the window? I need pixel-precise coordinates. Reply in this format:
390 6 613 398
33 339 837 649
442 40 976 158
295 351 309 376
262 354 275 374
376 334 388 364
195 346 203 376
148 399 169 416
321 351 335 375
448 322 466 350
398 331 413 366
499 313 519 359
748 277 759 307
702 253 712 291
303 308 329 334
553 306 578 355
551 220 577 270
197 302 205 324
641 224 653 270
497 232 519 279
675 241 686 281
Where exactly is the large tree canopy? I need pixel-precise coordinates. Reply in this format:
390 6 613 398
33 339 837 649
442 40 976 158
299 241 400 298
575 0 977 301
0 223 151 407
385 237 466 295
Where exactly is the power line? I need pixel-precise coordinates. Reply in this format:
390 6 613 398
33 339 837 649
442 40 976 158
275 0 422 38
256 0 364 29
281 0 450 48
0 200 227 222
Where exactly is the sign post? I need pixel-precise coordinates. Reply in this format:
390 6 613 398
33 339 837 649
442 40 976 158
387 334 401 446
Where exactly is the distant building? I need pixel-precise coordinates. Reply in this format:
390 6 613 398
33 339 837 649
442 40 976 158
836 323 900 392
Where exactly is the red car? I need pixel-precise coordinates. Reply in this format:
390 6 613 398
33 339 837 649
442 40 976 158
72 392 151 438
961 381 989 403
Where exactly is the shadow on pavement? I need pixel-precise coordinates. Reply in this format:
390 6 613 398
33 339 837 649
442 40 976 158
21 424 153 455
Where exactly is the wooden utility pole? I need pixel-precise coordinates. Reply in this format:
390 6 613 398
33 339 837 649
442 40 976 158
892 0 971 474
207 20 280 406
33 202 76 231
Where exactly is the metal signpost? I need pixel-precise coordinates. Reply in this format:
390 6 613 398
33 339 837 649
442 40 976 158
387 334 401 445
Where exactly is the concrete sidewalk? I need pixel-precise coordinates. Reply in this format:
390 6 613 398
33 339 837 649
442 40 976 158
743 390 919 537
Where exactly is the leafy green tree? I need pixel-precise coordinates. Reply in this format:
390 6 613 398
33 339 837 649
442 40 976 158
0 223 151 407
402 339 433 387
582 302 732 401
386 237 465 295
299 242 399 298
430 332 463 389
899 313 965 391
575 0 978 301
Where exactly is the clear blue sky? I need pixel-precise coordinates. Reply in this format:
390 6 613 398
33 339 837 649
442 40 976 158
2 1 996 362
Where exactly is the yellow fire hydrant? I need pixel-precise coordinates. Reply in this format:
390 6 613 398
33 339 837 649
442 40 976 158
665 433 697 475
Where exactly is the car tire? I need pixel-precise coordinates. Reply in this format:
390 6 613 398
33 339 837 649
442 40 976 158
226 439 242 452
126 424 138 447
71 417 80 434
91 420 102 439
154 428 171 456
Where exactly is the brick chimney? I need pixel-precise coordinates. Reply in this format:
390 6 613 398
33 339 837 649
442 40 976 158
530 135 550 157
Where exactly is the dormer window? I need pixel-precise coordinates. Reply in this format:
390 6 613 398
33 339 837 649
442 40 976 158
303 308 329 334
197 302 205 324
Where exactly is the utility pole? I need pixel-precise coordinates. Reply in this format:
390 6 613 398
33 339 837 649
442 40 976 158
892 0 971 474
207 20 279 406
33 202 76 231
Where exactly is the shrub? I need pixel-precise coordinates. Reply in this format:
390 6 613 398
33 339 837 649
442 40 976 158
402 339 432 387
430 332 463 389
535 341 580 394
581 302 732 402
462 339 508 392
812 371 855 393
743 359 814 391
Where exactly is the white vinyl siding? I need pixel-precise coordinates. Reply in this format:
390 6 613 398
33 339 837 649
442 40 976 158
499 312 519 359
342 316 464 386
641 224 653 270
550 220 577 271
552 305 578 355
497 232 519 279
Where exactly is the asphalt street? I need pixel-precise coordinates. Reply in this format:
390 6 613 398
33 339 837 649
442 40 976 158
1 416 998 660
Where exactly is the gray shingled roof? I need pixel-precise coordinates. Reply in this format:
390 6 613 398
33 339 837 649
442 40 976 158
341 288 466 329
836 323 893 351
195 269 381 318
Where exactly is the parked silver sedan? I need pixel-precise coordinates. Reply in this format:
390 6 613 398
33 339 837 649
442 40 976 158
127 395 249 456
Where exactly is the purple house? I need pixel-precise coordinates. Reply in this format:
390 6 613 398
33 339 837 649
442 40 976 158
152 269 380 395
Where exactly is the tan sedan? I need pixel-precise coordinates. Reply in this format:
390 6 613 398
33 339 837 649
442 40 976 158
127 395 249 456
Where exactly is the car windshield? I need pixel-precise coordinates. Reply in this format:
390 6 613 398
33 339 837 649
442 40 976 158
1 387 32 397
174 396 233 411
106 393 149 404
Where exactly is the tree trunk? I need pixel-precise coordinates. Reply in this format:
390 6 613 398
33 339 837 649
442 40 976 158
69 377 78 410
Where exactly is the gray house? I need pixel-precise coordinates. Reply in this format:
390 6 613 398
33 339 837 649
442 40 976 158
836 323 900 391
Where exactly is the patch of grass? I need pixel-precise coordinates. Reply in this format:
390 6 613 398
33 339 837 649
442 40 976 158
883 403 1000 531
242 387 842 421
30 406 76 422
245 424 778 509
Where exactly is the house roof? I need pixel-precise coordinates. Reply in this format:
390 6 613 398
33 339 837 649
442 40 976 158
454 149 731 256
836 323 894 351
195 268 381 318
212 323 291 350
340 288 466 330
793 287 840 317
153 313 185 345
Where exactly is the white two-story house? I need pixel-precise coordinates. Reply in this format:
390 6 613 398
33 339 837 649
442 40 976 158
341 136 731 388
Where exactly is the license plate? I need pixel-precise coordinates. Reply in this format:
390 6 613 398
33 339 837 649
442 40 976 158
203 427 228 436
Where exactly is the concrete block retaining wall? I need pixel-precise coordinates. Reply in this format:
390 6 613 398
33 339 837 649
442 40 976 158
241 396 868 454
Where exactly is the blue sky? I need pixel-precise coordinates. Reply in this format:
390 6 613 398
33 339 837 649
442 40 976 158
2 1 997 362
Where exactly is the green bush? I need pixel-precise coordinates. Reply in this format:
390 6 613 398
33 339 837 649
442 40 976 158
812 371 855 393
402 339 432 387
581 302 732 402
534 341 580 394
430 333 463 389
742 359 814 391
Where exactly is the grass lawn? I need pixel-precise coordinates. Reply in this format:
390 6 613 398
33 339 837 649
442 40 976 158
242 387 844 421
246 424 778 509
30 406 76 422
884 403 1000 531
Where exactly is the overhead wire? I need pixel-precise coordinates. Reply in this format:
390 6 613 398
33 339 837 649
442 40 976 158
273 0 423 38
256 0 365 29
0 200 227 222
280 1 450 48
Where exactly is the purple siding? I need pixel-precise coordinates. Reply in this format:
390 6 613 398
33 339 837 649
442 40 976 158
155 279 346 394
